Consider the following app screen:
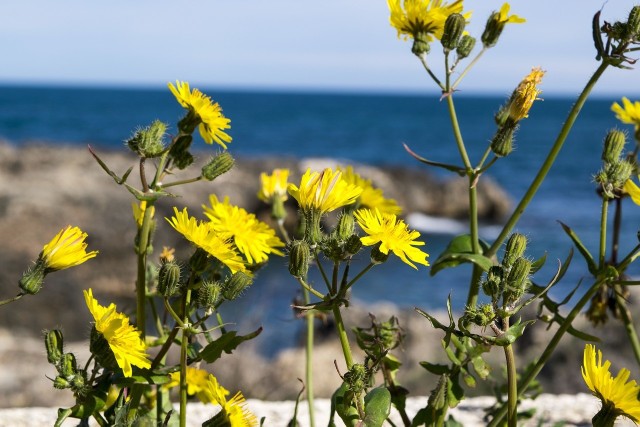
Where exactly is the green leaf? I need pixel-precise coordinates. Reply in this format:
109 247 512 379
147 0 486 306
530 252 547 273
419 362 450 375
495 318 535 346
431 234 493 276
363 387 392 427
471 354 491 379
199 327 263 363
403 143 466 176
446 374 465 408
559 221 597 274
54 392 107 426
331 382 359 427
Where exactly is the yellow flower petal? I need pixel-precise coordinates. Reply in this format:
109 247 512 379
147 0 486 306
288 168 363 214
387 0 471 41
41 226 98 271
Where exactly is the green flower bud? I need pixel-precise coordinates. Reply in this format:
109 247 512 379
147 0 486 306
202 151 235 181
503 233 527 269
482 265 503 299
53 375 71 390
504 257 531 304
602 129 626 163
626 6 640 40
196 280 223 310
608 160 634 190
157 261 183 297
71 370 88 397
456 35 476 59
44 329 64 365
428 375 448 411
336 213 355 242
344 363 369 394
481 11 505 48
490 120 518 157
222 271 253 301
288 240 311 278
18 260 46 295
90 327 118 373
345 234 363 256
412 32 431 56
169 134 194 170
441 13 466 51
59 353 77 379
323 237 344 262
371 245 390 265
126 120 167 158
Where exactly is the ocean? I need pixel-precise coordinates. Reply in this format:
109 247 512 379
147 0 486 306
1 85 638 355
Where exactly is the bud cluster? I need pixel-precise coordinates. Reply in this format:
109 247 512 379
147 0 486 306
353 315 404 360
595 129 633 198
44 330 89 397
126 120 167 158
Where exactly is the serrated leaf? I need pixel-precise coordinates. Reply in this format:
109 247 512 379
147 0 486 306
363 387 392 427
431 234 493 276
419 362 450 375
559 221 597 274
199 327 263 363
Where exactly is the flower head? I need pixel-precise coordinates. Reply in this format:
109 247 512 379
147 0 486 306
201 374 258 426
388 0 471 42
612 97 640 130
84 288 151 377
258 169 290 204
168 81 232 148
354 208 429 269
164 367 216 403
41 226 98 271
166 207 247 274
203 195 284 265
507 67 544 121
582 344 640 423
288 168 363 215
340 166 402 215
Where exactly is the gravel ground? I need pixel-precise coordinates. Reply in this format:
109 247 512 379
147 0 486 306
0 393 634 427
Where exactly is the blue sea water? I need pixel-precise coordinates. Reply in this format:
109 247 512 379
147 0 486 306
1 85 638 355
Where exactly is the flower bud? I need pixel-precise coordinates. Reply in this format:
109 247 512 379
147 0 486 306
490 121 517 157
345 234 363 256
371 245 390 265
626 6 640 40
607 160 634 191
481 11 505 48
323 237 344 262
412 32 430 56
602 130 626 163
503 233 527 269
53 376 71 390
504 257 531 304
202 152 235 181
482 265 503 299
71 371 88 398
222 271 253 301
344 363 368 394
336 213 355 242
59 353 78 379
441 13 466 51
18 260 46 295
126 120 167 158
288 240 310 278
456 35 476 59
157 261 183 297
195 280 223 310
44 329 64 365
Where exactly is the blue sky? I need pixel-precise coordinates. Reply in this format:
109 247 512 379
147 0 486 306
1 1 639 96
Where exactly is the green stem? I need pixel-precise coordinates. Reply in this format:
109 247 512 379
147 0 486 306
135 203 156 338
445 95 472 171
0 293 23 307
599 197 609 268
161 175 203 189
487 280 603 426
303 287 316 427
332 305 354 369
342 262 375 293
314 252 332 293
451 47 487 90
503 317 517 427
613 285 640 369
179 289 192 427
487 62 610 258
151 326 180 370
417 55 445 90
296 277 326 300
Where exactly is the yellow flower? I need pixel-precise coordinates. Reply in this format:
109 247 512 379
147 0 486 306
612 97 640 129
582 344 640 423
508 67 544 121
41 226 98 271
203 195 285 265
257 169 290 204
496 3 525 24
624 178 640 205
168 81 232 148
132 201 155 228
84 288 151 377
355 208 429 269
387 0 471 41
339 166 402 215
164 367 216 403
166 207 247 274
288 168 363 214
199 374 258 426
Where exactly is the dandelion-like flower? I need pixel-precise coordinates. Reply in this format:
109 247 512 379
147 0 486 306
340 166 402 215
84 288 151 377
203 195 285 265
166 207 247 274
41 226 98 272
507 67 544 122
257 169 290 204
200 374 258 426
612 97 640 131
355 208 429 269
582 344 640 424
387 0 470 41
168 81 232 148
288 168 362 215
495 3 525 25
164 367 215 403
